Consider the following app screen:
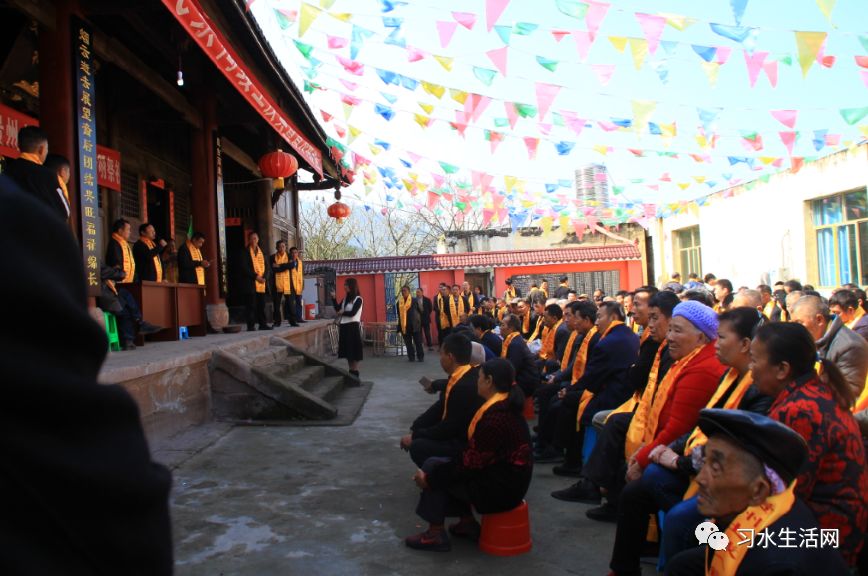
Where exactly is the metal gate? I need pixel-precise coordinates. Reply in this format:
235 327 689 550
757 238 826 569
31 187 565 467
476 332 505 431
384 272 420 322
507 270 621 299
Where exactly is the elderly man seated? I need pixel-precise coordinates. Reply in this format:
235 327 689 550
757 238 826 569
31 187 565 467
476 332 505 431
666 409 849 575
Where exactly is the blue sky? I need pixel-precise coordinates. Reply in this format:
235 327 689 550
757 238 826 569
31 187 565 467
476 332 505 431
250 0 868 224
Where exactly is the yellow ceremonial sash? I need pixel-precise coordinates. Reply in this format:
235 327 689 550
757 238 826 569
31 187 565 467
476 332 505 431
497 306 508 321
528 316 544 342
442 364 472 420
274 252 290 294
250 246 266 294
571 326 599 385
19 152 43 165
631 322 641 334
854 374 868 413
504 287 516 300
560 330 580 368
141 238 163 283
639 328 651 345
186 240 206 285
608 339 668 427
436 293 449 327
706 483 797 576
713 303 723 314
20 152 70 214
467 393 509 440
111 233 135 283
449 295 461 325
398 295 412 333
539 319 563 360
290 258 304 294
501 332 519 358
521 312 530 334
763 300 776 319
682 369 755 498
464 292 475 311
630 345 705 454
847 307 865 329
576 322 624 429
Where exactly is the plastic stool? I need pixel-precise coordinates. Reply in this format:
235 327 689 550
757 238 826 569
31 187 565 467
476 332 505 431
104 312 121 352
179 326 190 340
523 396 535 420
581 426 598 465
479 501 532 556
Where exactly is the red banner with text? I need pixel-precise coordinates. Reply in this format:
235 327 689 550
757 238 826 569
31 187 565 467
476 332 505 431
96 145 121 191
0 103 38 159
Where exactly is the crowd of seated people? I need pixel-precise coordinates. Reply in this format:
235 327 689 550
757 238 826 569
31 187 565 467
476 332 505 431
398 273 868 575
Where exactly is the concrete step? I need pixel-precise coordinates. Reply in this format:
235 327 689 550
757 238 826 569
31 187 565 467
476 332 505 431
277 365 325 390
260 357 314 381
303 376 344 403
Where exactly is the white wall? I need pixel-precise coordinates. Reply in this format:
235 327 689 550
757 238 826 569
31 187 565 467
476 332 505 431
650 144 868 289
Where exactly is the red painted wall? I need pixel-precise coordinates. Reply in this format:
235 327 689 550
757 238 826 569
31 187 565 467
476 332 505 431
492 261 643 299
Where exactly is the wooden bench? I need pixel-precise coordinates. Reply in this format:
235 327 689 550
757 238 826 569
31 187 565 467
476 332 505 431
121 281 207 346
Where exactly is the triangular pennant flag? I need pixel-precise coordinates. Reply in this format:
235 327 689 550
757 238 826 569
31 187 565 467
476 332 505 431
840 106 868 125
628 38 649 70
662 13 695 31
473 67 497 86
514 103 537 118
452 11 476 30
710 23 757 45
591 63 615 86
438 161 459 174
795 31 827 77
329 12 353 22
535 83 561 121
488 130 504 153
342 102 353 120
414 114 431 128
730 0 748 25
551 30 570 42
486 46 509 75
771 110 798 128
556 0 588 19
812 129 828 151
631 99 656 134
418 103 434 115
859 35 868 52
572 30 594 61
337 56 364 75
406 46 426 62
791 157 805 173
505 101 519 128
609 36 628 53
744 50 768 87
350 25 374 59
494 25 512 45
450 89 468 104
486 0 510 31
856 55 868 69
815 0 836 22
555 141 575 155
585 1 610 40
347 125 361 144
299 3 322 37
374 103 394 121
561 111 587 136
715 46 732 65
514 22 538 35
436 20 457 48
327 35 348 49
421 81 445 99
339 79 358 91
536 55 559 72
635 13 667 55
293 40 314 59
701 61 721 86
779 131 798 156
692 45 717 62
433 55 453 71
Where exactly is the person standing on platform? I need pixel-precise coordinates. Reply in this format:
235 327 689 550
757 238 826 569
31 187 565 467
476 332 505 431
416 288 434 351
398 285 425 362
287 246 306 324
554 276 571 299
331 278 364 378
133 223 167 283
4 126 70 220
462 282 478 314
270 240 298 327
161 238 178 283
104 218 162 349
503 278 521 301
239 231 271 332
434 284 455 346
178 232 209 285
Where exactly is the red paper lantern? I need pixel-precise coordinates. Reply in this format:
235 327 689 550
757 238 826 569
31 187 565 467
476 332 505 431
258 150 298 190
327 201 351 222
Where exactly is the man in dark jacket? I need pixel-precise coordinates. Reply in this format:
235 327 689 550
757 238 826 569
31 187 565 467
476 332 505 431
397 285 425 362
666 410 849 576
401 334 484 467
416 288 434 351
499 314 540 397
0 174 173 573
4 126 70 220
177 232 210 285
133 223 167 283
237 231 272 332
553 276 571 299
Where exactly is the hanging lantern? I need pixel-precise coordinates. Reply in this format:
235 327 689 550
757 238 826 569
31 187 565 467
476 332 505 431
258 150 298 190
327 188 351 223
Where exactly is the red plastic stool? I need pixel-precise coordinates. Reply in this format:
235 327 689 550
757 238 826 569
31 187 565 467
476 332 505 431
479 500 532 556
523 397 535 420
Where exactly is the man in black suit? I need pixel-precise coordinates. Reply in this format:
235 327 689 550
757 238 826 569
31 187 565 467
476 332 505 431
416 287 434 351
4 126 70 220
0 174 173 573
400 334 484 467
177 232 209 285
133 223 167 283
237 231 272 332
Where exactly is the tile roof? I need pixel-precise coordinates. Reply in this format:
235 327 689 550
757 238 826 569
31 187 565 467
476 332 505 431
306 244 641 275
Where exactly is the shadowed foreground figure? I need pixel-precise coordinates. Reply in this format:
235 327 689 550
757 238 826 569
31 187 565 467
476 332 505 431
0 175 173 574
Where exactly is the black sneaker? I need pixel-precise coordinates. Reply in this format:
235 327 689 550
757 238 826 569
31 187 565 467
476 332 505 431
534 446 564 463
586 501 618 522
259 324 273 330
552 463 583 478
297 319 307 324
404 529 451 552
550 477 601 504
139 321 163 335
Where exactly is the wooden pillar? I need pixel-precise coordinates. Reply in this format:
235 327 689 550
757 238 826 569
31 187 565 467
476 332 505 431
255 179 274 257
38 0 79 233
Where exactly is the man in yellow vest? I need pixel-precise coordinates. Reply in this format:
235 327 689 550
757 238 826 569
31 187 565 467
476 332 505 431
239 231 271 332
270 240 300 327
178 232 209 285
288 246 306 323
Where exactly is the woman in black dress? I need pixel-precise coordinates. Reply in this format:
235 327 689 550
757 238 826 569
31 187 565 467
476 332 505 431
332 277 364 378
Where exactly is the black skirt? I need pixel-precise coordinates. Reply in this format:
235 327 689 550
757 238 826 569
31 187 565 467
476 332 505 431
338 321 363 361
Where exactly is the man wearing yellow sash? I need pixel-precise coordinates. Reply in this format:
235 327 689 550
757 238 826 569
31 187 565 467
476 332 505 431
178 232 209 285
5 126 70 220
416 287 435 351
536 303 569 368
450 284 470 322
544 302 639 478
397 285 425 362
461 281 477 314
103 218 163 350
525 299 547 343
757 284 785 322
829 288 868 340
666 409 848 576
270 241 300 327
133 223 167 283
433 284 454 346
400 334 483 467
712 278 734 313
239 232 272 332
498 314 541 397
